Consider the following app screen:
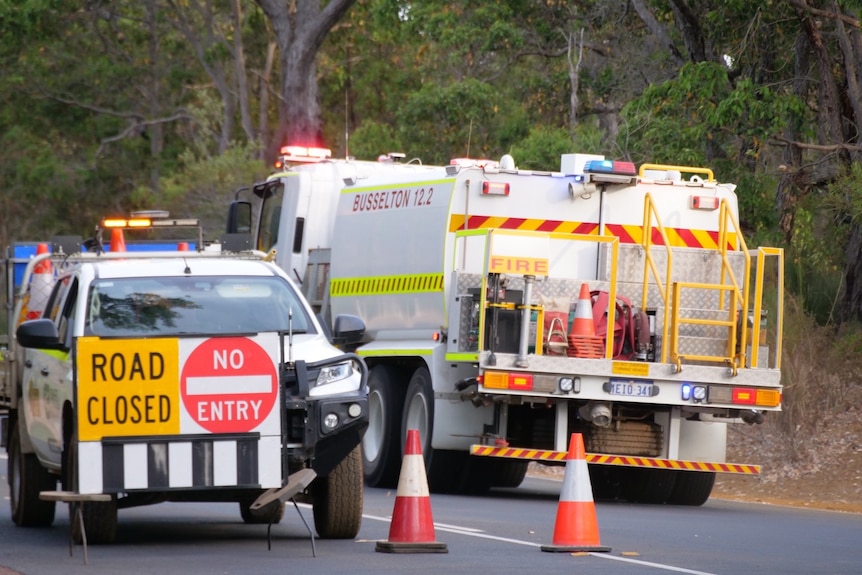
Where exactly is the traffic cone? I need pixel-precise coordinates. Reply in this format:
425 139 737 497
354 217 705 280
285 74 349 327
25 243 53 320
541 433 611 553
567 283 604 358
110 228 126 252
375 429 448 554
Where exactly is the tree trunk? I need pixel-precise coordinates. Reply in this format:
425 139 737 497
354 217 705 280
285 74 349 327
257 0 356 160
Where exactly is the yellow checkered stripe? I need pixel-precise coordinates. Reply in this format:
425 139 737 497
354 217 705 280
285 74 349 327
470 445 760 475
450 214 737 250
330 273 445 297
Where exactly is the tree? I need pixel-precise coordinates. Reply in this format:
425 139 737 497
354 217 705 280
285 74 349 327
256 0 356 160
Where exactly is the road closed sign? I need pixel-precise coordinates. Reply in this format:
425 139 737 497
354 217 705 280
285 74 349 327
77 337 180 441
180 337 278 434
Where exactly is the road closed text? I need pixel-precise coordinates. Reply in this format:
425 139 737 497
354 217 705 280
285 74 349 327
76 337 180 441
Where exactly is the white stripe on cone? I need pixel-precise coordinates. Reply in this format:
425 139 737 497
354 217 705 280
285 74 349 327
559 458 594 503
395 453 430 497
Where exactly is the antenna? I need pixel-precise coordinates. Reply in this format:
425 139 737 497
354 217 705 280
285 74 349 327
345 89 350 159
466 117 473 158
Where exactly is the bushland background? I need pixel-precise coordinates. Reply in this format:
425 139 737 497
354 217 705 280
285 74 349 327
2 2 861 509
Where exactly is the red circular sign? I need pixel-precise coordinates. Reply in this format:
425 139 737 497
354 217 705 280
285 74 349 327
181 337 278 433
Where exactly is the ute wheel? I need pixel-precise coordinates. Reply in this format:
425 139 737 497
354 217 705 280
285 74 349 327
667 471 715 506
620 468 678 504
9 421 56 527
312 444 363 539
239 495 285 524
65 439 117 545
362 365 406 488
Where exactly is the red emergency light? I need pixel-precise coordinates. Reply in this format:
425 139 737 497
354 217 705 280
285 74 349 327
482 181 510 196
279 145 332 163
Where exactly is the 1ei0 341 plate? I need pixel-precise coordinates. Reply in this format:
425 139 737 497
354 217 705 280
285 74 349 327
603 378 659 398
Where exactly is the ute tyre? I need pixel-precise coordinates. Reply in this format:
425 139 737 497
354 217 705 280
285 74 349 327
667 471 715 506
65 439 117 545
312 444 363 539
9 422 56 527
239 495 285 524
362 365 406 488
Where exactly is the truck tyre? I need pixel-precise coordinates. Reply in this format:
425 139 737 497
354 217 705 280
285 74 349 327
667 471 715 506
9 422 56 527
401 367 434 471
620 468 677 504
239 496 285 524
312 444 363 539
490 459 529 489
362 365 405 488
65 439 118 545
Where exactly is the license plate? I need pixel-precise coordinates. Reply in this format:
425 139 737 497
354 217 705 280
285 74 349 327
607 379 656 397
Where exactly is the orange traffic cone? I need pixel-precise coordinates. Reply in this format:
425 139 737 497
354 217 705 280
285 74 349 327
26 243 53 320
567 283 604 358
110 228 126 252
541 433 610 553
376 429 448 554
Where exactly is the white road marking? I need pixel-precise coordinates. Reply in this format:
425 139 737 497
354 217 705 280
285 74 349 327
361 512 719 575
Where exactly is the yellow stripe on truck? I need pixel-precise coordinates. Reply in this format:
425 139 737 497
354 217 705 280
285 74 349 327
330 273 445 297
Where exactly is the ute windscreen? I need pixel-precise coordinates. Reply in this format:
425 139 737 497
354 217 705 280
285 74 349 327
85 275 314 337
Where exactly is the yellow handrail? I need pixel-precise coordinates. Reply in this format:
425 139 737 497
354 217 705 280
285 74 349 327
641 194 674 363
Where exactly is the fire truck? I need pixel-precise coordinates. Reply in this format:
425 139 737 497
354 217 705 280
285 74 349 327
227 146 784 505
1 214 369 543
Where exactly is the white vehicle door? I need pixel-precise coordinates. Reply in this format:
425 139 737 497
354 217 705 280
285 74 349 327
21 274 77 471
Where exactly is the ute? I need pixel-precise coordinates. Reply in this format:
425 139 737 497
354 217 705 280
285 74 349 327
1 213 369 543
227 147 784 505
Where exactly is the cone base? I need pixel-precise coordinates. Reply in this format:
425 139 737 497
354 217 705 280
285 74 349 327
540 544 611 553
376 541 448 554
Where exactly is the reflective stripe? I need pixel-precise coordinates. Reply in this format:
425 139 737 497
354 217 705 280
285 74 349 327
330 273 444 297
449 215 737 250
469 444 760 475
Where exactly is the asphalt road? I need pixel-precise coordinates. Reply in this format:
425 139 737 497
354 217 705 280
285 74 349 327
2 452 861 575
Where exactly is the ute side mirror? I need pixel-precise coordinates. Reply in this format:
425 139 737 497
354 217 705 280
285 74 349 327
331 314 365 347
16 319 63 350
226 200 253 234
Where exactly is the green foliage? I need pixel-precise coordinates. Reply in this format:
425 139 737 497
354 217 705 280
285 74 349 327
509 127 573 171
394 79 518 164
347 121 403 161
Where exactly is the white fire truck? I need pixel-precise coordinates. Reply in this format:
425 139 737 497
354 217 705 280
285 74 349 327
1 214 369 543
227 146 784 505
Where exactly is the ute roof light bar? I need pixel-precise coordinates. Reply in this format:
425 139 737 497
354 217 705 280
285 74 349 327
278 145 333 164
97 210 203 250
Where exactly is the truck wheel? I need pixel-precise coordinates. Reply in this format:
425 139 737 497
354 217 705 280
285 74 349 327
65 439 118 545
239 495 285 524
620 468 677 504
490 459 529 489
401 366 433 467
312 444 363 539
667 471 715 506
362 365 405 488
9 422 56 527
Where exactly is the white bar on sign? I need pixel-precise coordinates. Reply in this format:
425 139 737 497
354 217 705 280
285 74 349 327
185 375 272 395
124 443 148 490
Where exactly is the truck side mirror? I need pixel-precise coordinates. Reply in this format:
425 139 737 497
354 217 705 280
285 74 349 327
16 319 63 350
331 314 365 346
226 200 253 234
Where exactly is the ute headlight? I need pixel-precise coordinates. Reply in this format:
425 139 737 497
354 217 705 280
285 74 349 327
318 361 354 385
558 377 574 393
693 386 707 402
310 360 363 397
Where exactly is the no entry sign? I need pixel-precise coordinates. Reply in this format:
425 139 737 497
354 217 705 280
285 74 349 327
181 337 278 434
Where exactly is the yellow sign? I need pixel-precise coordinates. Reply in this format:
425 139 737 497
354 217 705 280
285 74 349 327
611 361 650 377
77 337 180 441
488 255 549 276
